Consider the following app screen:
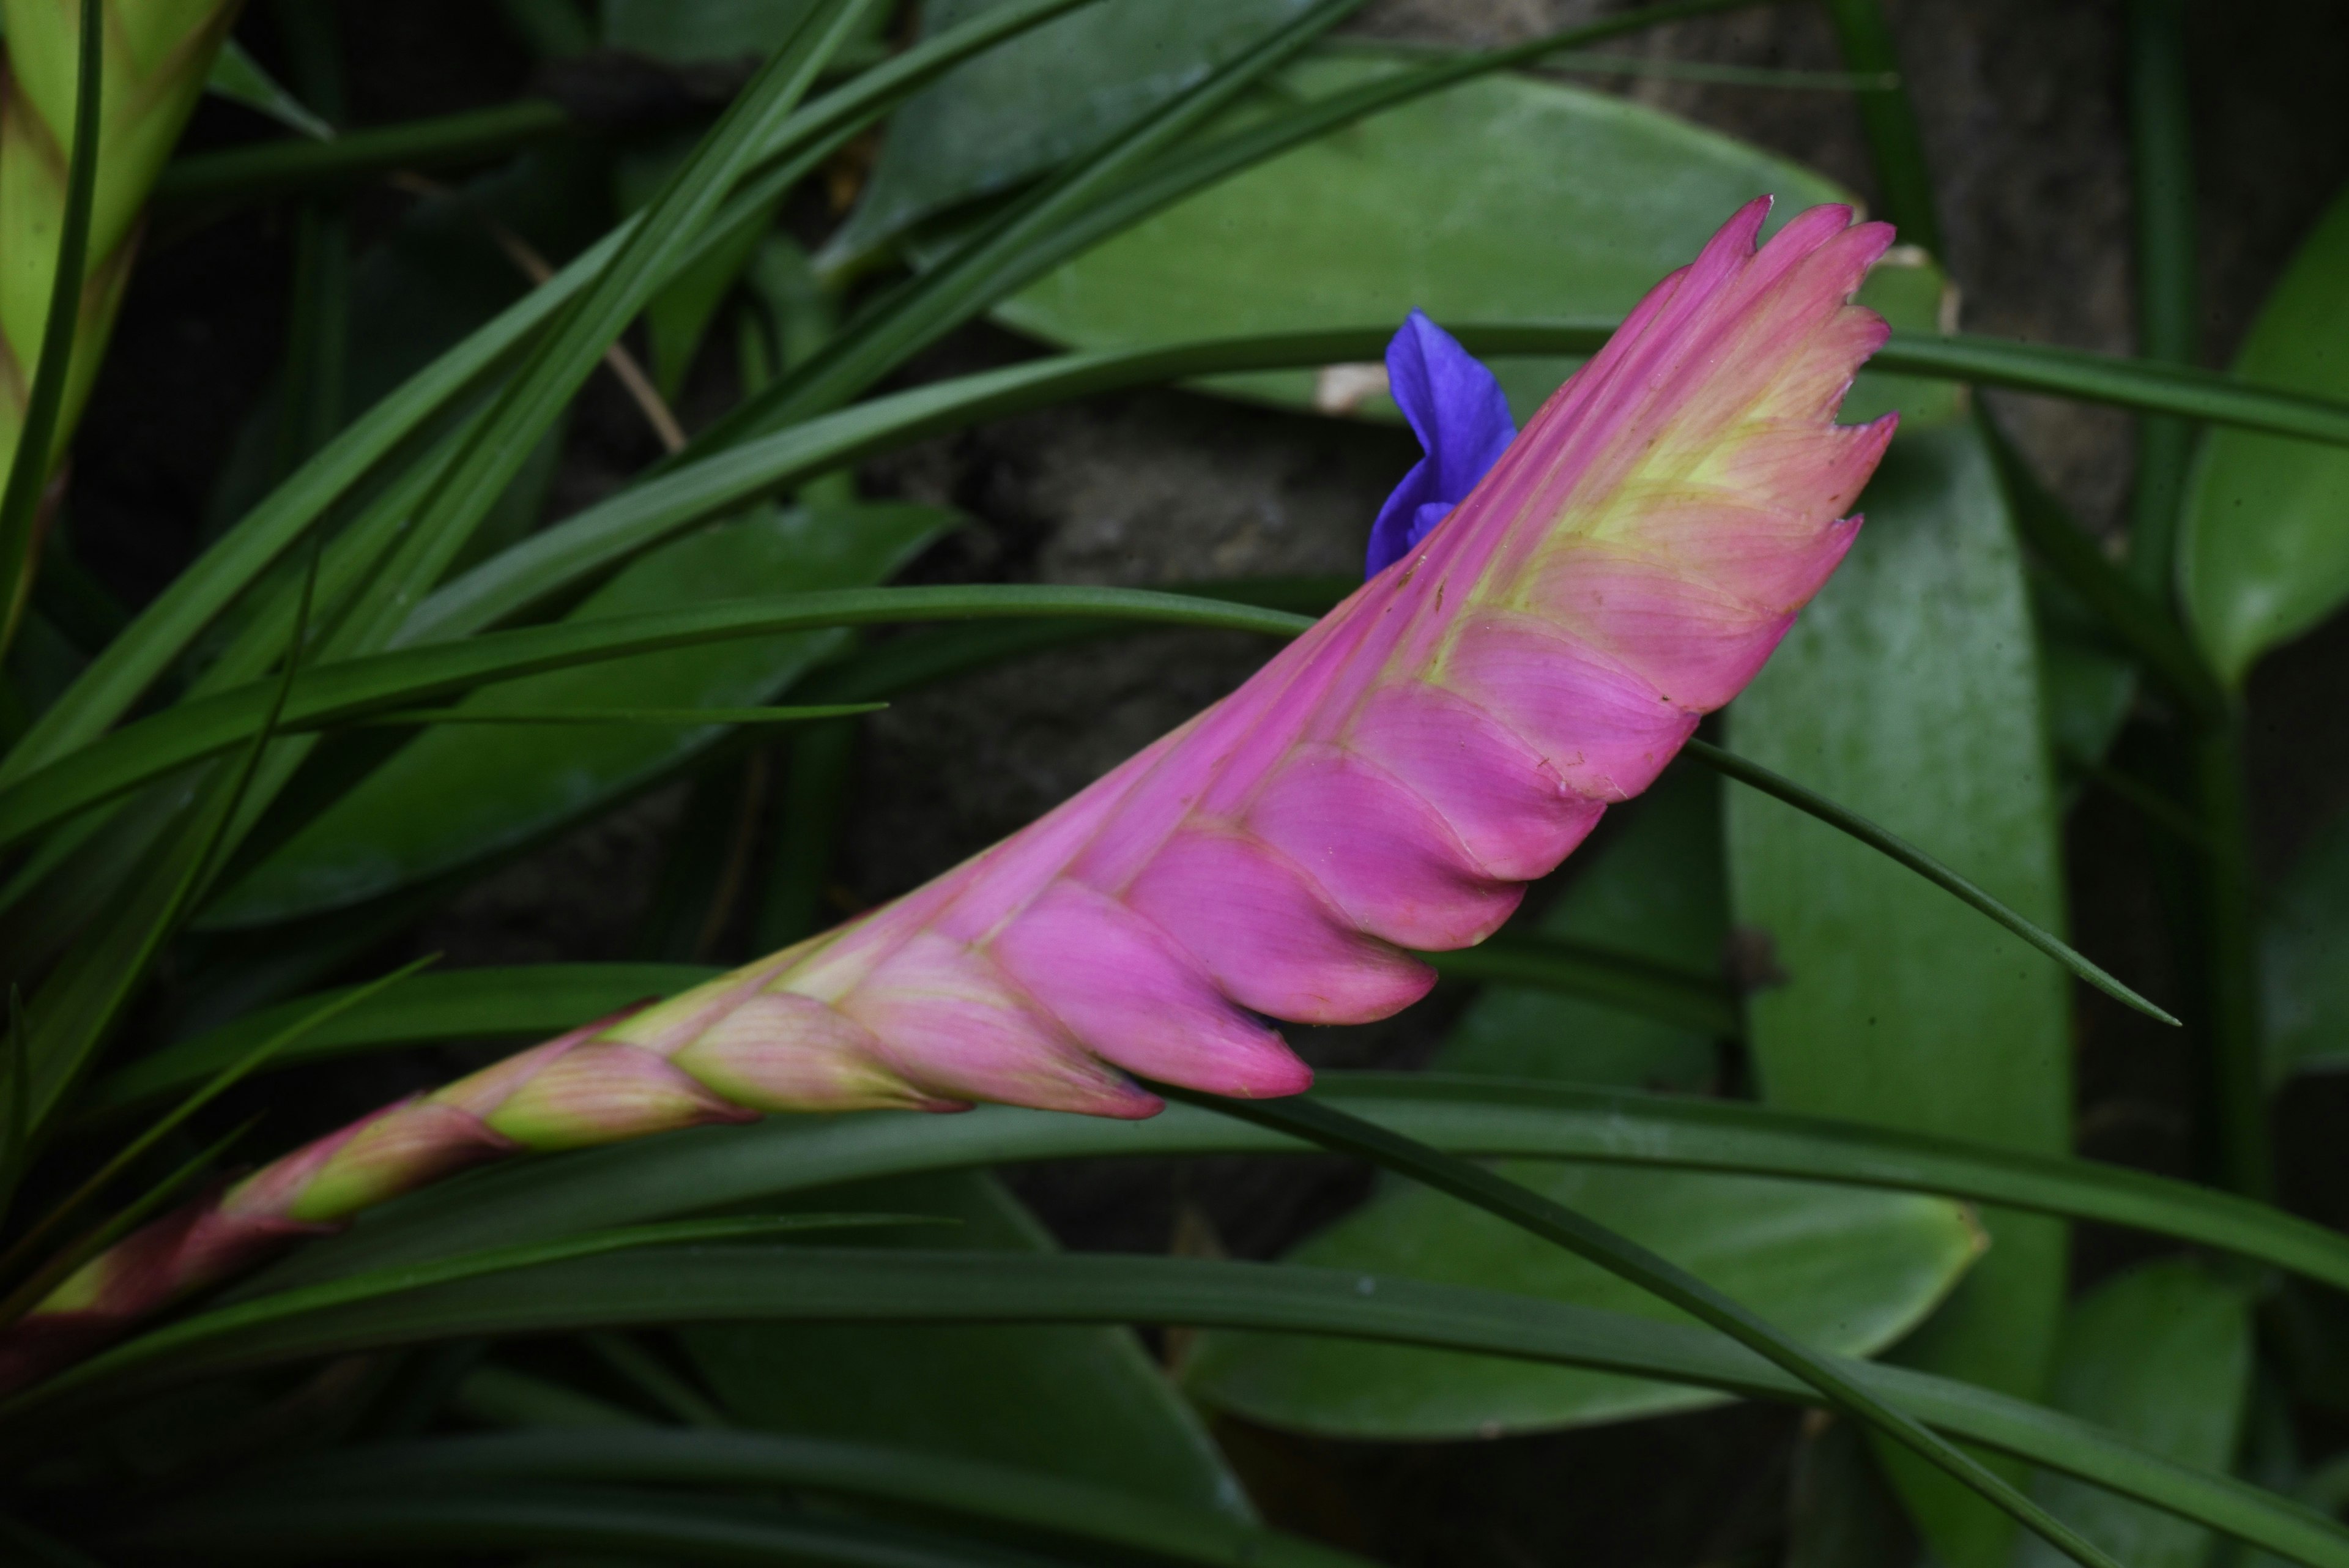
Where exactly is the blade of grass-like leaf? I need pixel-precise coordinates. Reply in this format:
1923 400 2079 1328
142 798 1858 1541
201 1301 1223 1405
1158 1089 2121 1568
135 1487 1091 1568
83 963 712 1116
18 543 319 1128
0 956 437 1285
0 585 1312 853
0 1117 261 1328
232 1071 2349 1308
0 0 100 657
24 1247 2347 1568
421 325 2349 653
1 0 1112 783
1682 738 2175 1024
352 702 886 727
711 0 1373 439
157 99 575 207
351 0 875 649
185 1429 1379 1568
8 1214 932 1400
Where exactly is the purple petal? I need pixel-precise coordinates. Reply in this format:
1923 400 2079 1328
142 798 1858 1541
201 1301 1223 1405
1365 310 1519 577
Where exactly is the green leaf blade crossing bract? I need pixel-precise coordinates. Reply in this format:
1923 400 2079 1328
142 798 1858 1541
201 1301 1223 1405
0 199 1896 1389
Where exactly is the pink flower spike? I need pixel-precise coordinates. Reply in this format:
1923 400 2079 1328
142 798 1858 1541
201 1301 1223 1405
603 196 1899 1110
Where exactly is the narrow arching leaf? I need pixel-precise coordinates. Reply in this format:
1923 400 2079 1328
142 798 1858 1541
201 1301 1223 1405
1170 1091 2119 1568
204 504 949 926
191 1428 1373 1568
22 1249 2348 1568
683 1173 1252 1519
1184 1165 1980 1437
245 1076 2349 1313
0 0 1110 784
0 585 1318 855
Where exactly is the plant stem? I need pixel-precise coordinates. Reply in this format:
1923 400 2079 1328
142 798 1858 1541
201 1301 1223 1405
2124 0 2199 596
2191 715 2271 1198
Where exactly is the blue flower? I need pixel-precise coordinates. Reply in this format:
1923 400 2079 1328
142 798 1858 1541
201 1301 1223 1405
1364 310 1518 578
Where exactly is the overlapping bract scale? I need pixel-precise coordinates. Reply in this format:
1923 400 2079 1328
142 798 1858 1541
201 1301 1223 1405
601 197 1899 1118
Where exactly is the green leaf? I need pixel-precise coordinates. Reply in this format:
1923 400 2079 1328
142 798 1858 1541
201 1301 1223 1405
354 0 872 648
972 53 1959 430
237 1077 2349 1320
2265 804 2349 1084
2183 182 2349 685
2014 1258 2255 1568
0 584 1316 858
685 1173 1253 1519
1171 1092 2117 1568
1724 423 2076 1568
197 1428 1375 1568
204 503 949 925
825 0 1318 264
204 37 333 140
28 1249 2347 1568
1183 1165 1982 1438
81 963 710 1115
9 0 1105 784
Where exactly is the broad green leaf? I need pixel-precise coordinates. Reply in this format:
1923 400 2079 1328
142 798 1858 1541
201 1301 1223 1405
2014 1259 2254 1568
204 503 950 925
28 1249 2347 1568
1183 1166 1981 1438
2033 572 2137 781
2265 804 2349 1083
978 54 1959 428
685 1172 1254 1519
1725 423 2073 1568
2183 183 2349 686
825 0 1316 264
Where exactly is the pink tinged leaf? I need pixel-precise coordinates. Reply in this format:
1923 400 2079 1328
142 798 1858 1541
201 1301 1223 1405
1521 542 1799 713
249 1100 518 1224
1123 825 1435 1025
989 880 1310 1098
